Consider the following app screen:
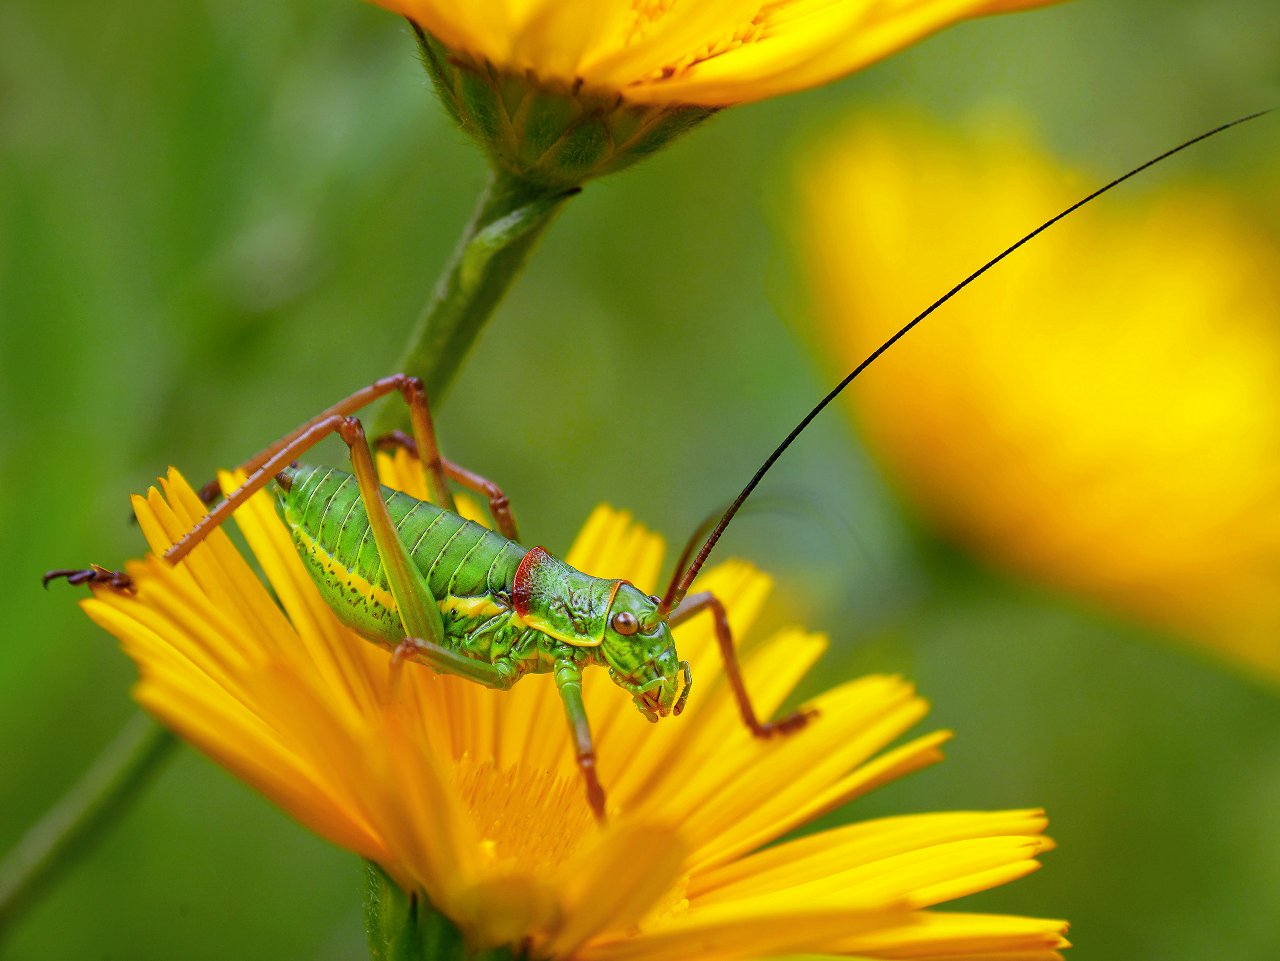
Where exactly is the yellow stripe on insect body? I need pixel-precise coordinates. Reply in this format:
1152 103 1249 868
437 595 507 619
297 526 518 628
295 526 398 611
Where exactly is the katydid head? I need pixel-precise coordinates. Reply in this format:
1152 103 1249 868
511 547 692 719
598 583 691 722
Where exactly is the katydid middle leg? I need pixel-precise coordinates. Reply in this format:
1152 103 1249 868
669 592 817 738
374 431 520 542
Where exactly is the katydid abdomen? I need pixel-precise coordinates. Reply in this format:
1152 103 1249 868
275 463 529 658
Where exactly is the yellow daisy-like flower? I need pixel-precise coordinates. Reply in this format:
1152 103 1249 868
82 453 1067 959
801 115 1280 682
367 0 1062 187
374 0 1059 107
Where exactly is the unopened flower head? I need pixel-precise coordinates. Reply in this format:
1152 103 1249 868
367 0 1063 188
800 115 1280 682
80 452 1067 959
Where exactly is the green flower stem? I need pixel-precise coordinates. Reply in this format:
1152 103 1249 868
364 862 518 961
0 714 177 937
377 168 575 430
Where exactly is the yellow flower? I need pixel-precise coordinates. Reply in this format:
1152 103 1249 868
366 0 1062 187
82 454 1067 959
800 114 1280 682
373 0 1059 107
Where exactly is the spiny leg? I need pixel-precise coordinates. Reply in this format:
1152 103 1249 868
48 397 387 585
398 376 454 513
442 458 519 542
195 376 404 504
554 659 607 820
168 412 351 564
170 376 451 564
669 591 817 738
195 374 454 514
375 431 520 541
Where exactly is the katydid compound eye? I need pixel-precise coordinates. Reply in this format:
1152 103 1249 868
611 611 639 636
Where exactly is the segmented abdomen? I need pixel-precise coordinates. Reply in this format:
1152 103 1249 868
273 464 527 644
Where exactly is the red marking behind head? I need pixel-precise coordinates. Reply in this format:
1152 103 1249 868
512 546 551 617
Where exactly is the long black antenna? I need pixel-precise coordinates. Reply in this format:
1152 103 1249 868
658 109 1269 617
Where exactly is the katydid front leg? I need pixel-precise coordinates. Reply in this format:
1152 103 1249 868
554 659 607 820
42 565 134 592
669 591 817 738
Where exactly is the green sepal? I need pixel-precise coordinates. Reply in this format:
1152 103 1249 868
363 862 520 961
456 64 506 148
521 93 580 160
413 25 716 191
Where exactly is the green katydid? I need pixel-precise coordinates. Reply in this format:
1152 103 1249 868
47 112 1265 818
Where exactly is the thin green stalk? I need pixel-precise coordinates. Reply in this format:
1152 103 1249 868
0 714 177 937
377 168 575 430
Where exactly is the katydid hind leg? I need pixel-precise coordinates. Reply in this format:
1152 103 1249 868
168 412 351 564
669 591 817 738
334 416 446 650
193 374 454 514
57 404 372 579
390 636 517 690
173 377 440 562
194 375 410 506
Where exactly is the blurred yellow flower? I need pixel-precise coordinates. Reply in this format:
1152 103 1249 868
365 0 1062 186
80 454 1067 959
800 115 1280 682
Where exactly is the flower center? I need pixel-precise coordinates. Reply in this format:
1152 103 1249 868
453 756 593 870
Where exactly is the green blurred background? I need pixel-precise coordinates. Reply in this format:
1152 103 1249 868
3 0 1279 957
